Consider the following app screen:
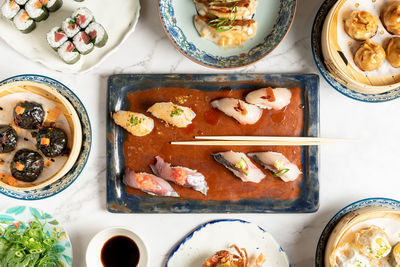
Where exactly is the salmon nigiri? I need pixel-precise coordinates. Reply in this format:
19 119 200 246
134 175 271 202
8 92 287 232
123 171 179 197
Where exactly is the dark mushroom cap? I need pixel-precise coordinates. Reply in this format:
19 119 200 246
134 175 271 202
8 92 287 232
10 149 44 182
36 127 68 157
0 125 18 153
13 101 45 129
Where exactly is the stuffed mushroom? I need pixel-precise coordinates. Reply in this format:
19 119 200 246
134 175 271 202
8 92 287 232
11 149 44 182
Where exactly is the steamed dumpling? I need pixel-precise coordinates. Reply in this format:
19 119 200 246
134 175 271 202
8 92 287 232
344 11 379 41
354 226 392 260
387 37 400 68
354 40 386 71
383 2 400 35
329 242 370 267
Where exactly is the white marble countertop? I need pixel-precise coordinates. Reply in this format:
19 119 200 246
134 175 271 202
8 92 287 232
1 0 400 266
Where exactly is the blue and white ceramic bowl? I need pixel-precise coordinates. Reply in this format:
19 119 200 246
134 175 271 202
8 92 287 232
315 198 400 267
158 0 296 69
0 75 91 200
312 0 400 102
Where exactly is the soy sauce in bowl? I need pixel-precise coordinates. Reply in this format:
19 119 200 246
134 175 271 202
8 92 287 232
101 235 140 267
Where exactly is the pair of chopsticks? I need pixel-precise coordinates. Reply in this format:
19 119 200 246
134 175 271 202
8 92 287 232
171 136 355 146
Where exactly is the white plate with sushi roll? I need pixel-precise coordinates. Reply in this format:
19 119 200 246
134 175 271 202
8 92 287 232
0 0 140 73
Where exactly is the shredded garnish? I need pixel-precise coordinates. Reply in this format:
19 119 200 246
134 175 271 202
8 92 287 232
273 168 290 178
207 2 238 32
235 157 249 176
170 106 184 117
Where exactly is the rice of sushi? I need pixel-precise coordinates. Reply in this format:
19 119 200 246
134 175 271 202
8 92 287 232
58 41 80 64
1 0 20 20
73 31 93 55
15 0 28 4
39 0 62 12
62 17 80 38
72 7 93 28
25 0 48 22
13 9 36 33
47 27 68 49
85 22 108 47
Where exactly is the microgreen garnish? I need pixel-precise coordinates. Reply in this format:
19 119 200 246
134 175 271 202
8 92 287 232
128 115 144 126
170 106 184 117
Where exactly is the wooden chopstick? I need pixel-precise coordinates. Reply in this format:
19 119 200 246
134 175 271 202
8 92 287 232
194 136 352 142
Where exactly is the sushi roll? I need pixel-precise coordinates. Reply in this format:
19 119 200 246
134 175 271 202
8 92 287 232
1 0 20 20
39 0 62 12
25 0 49 22
47 27 68 50
13 9 36 33
36 127 67 157
112 111 154 137
62 17 80 38
10 149 44 182
211 98 262 125
13 101 44 129
85 22 108 47
73 31 94 55
72 7 93 29
57 41 80 64
147 102 196 128
0 125 18 153
150 156 209 195
245 87 292 110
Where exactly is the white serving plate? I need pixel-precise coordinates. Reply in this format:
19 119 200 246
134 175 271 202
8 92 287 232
0 0 140 73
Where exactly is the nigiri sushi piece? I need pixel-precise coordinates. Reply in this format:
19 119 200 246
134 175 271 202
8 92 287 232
123 171 179 197
150 156 208 195
210 98 262 125
113 111 154 137
211 151 265 183
194 0 258 20
245 87 292 110
248 152 301 182
147 102 196 128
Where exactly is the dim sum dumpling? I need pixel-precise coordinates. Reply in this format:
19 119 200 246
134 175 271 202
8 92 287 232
354 39 386 71
383 2 400 35
387 37 400 68
344 11 378 41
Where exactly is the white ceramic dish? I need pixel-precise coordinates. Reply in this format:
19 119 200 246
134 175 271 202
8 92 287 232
167 219 290 267
0 0 140 73
86 227 148 267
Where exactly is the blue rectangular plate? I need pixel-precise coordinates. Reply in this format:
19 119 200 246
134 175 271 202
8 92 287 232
107 74 320 213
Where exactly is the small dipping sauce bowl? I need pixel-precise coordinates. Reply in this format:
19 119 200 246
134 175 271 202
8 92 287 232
86 227 148 267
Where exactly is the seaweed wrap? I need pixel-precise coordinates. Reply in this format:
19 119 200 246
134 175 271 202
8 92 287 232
72 7 93 28
62 17 80 38
25 0 49 22
13 101 44 129
47 27 67 49
36 127 67 157
73 31 93 55
58 41 81 64
39 0 62 12
13 9 36 33
11 149 44 182
1 0 20 20
85 22 108 47
0 125 18 153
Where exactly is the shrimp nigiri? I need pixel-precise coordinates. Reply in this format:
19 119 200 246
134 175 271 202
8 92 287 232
123 171 179 197
113 111 154 137
211 98 262 125
211 151 265 183
245 87 292 110
147 102 196 128
248 152 301 182
150 156 208 195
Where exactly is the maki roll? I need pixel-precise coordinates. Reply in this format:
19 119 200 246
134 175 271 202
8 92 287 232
13 101 44 129
1 0 20 20
15 0 28 4
62 17 80 38
47 27 67 50
73 31 93 55
11 149 44 182
39 0 62 12
13 9 36 33
36 127 67 157
85 22 108 47
72 7 93 29
0 125 18 153
25 0 49 22
58 41 80 64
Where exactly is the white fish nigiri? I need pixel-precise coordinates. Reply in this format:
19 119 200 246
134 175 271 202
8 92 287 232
211 98 262 125
113 111 154 137
248 152 301 182
211 151 266 183
245 87 292 110
147 102 196 128
123 171 179 197
150 156 208 195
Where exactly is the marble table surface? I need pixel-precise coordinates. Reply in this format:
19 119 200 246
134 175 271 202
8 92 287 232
1 0 400 266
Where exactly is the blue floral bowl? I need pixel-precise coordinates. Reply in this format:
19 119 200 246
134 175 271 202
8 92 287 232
158 0 296 69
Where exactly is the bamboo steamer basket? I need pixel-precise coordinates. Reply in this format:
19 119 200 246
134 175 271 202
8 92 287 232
321 0 400 95
0 81 82 191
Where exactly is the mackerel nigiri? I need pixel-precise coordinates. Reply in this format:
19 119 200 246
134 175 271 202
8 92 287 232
248 152 301 182
211 151 265 183
150 156 208 195
211 98 262 125
245 87 292 110
123 171 179 197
